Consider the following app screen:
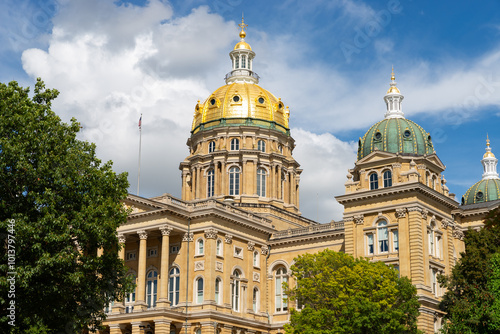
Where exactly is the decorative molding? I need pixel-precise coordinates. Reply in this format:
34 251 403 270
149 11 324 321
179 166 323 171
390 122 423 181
118 234 126 243
204 228 218 239
354 214 364 225
182 232 194 242
194 260 204 271
441 219 452 229
159 225 173 236
395 208 406 218
391 163 402 168
253 272 260 282
343 216 354 222
247 241 255 251
417 164 427 170
215 261 223 272
407 207 423 213
452 229 464 241
225 234 233 244
422 209 429 220
261 245 269 255
137 230 148 240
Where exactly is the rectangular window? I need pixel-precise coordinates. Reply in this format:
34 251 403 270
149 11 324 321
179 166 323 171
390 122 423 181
170 245 180 254
367 234 374 255
436 236 442 259
147 247 158 258
126 251 136 261
392 230 399 252
378 227 388 253
431 269 437 296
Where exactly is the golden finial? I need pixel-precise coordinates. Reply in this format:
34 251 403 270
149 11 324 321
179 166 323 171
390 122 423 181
391 66 395 81
484 133 496 158
487 133 490 147
239 14 248 39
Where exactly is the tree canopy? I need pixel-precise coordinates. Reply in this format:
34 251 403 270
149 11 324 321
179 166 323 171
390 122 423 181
438 208 500 333
0 79 133 333
284 250 421 334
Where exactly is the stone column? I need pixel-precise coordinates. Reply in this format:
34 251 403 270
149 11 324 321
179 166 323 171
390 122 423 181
220 325 233 334
196 166 201 200
112 234 127 314
154 318 172 334
221 161 226 196
136 230 148 311
131 322 143 334
200 321 217 334
109 324 125 334
157 225 173 308
277 167 282 199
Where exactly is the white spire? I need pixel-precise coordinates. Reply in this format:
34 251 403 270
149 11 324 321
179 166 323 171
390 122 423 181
482 135 499 180
383 67 405 119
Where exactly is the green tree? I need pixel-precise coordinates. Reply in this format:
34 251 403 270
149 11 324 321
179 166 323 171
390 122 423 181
438 209 500 333
284 250 421 334
0 79 133 333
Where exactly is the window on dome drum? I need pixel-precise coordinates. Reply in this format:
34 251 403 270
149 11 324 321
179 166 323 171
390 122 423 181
230 138 239 150
375 131 382 140
476 191 484 201
278 145 283 153
253 287 259 312
196 238 204 255
215 278 222 304
275 267 288 312
233 95 240 103
169 267 180 306
383 170 392 187
367 233 374 255
378 221 389 253
216 238 223 256
369 173 379 190
258 97 265 104
208 141 215 153
257 168 266 197
235 56 239 69
210 98 216 106
196 277 204 304
403 129 411 138
258 140 266 152
229 167 240 195
146 270 158 308
125 274 136 313
231 270 242 312
207 169 214 198
241 55 246 69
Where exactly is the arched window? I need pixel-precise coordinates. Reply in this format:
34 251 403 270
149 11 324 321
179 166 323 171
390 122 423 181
208 141 215 153
229 167 240 195
281 172 286 199
253 287 259 312
230 138 239 151
383 170 392 187
258 140 266 152
196 277 204 304
253 250 259 267
231 270 242 312
197 238 204 255
146 270 158 308
369 173 379 190
377 221 388 253
257 168 266 197
432 176 436 190
216 238 223 256
125 274 136 313
169 267 180 306
215 278 222 304
275 267 288 312
278 144 283 153
207 169 214 198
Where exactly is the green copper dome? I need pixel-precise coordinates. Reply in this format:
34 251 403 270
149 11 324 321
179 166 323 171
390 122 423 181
462 179 500 205
357 118 435 160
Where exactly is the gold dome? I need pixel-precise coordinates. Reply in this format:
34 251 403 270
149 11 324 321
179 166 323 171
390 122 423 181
234 41 252 50
191 82 289 134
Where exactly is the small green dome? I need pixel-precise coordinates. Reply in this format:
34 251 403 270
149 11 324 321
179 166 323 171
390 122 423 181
357 118 435 160
462 179 500 205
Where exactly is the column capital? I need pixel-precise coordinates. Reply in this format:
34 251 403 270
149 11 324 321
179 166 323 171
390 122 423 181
137 230 148 240
225 234 233 244
118 234 126 243
182 232 194 242
159 225 173 236
247 241 255 251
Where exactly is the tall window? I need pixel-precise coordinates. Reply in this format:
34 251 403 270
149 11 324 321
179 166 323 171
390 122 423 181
253 251 259 267
436 235 442 259
231 270 241 311
169 267 180 306
253 287 259 312
367 234 374 255
146 270 158 308
431 269 438 296
215 278 222 304
235 56 239 69
229 167 240 195
392 230 399 252
377 221 388 253
216 239 223 256
275 267 288 312
383 170 392 187
370 173 379 190
196 277 204 304
230 138 239 150
258 140 266 152
197 238 204 255
429 223 435 256
207 169 214 198
125 274 136 313
208 141 215 153
241 55 247 69
257 168 266 197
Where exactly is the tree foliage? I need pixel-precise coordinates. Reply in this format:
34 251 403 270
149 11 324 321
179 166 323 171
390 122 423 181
438 208 500 333
0 79 133 333
284 250 421 334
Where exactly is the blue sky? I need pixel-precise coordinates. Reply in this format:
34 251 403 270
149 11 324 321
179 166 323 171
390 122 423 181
1 0 500 221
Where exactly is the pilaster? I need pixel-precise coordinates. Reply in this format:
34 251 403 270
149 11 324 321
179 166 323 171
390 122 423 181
407 207 425 285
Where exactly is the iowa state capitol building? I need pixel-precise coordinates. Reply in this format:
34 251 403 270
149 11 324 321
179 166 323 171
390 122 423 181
102 20 500 334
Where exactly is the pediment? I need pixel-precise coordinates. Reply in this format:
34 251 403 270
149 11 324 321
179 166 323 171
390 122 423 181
357 150 397 164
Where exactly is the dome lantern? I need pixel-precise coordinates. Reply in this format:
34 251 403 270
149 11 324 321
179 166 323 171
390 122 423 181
482 135 499 180
225 16 259 85
383 67 405 119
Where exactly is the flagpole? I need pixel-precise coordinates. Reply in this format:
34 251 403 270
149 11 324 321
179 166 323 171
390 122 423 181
137 114 142 196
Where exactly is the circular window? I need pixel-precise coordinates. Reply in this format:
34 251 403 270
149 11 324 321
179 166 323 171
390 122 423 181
428 135 432 141
233 96 240 103
258 97 265 104
403 130 411 138
476 191 484 201
374 132 382 140
210 98 216 106
278 103 283 109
